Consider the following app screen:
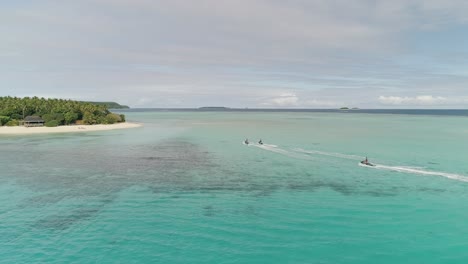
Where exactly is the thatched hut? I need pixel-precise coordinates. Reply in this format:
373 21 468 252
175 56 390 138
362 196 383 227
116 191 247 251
21 116 44 127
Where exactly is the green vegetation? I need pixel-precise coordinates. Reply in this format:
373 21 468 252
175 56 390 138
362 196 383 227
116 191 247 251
5 120 19 126
42 113 64 124
0 96 126 126
104 113 122 124
340 107 350 110
0 116 10 126
45 120 59 127
86 101 130 109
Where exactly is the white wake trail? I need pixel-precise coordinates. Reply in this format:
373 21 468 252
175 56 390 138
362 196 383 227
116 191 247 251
252 144 314 160
293 148 362 161
249 144 468 183
360 163 468 183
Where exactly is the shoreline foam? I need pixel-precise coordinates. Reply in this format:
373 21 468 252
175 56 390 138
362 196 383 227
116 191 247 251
0 122 142 135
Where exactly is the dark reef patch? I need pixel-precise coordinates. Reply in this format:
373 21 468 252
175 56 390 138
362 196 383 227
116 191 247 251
34 207 101 231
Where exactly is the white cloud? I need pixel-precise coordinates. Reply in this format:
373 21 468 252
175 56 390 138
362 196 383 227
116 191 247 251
378 95 449 105
3 1 468 108
303 99 341 108
134 98 154 106
0 51 21 58
262 93 299 107
260 93 342 108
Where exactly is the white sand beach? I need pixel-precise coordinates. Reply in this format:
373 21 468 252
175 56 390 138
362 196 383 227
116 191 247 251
0 122 142 135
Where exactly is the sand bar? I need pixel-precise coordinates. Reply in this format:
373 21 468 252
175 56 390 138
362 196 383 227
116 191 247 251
0 122 142 135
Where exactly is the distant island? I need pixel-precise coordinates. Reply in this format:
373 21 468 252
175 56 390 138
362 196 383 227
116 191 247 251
85 101 130 109
0 96 127 127
339 107 360 110
198 107 230 110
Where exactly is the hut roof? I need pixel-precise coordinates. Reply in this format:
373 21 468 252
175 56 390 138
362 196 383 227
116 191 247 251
24 116 44 122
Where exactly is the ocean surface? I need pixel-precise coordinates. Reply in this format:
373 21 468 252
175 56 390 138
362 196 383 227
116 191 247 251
1 110 468 263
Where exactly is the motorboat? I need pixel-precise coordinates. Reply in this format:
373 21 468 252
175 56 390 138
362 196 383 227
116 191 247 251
360 157 375 167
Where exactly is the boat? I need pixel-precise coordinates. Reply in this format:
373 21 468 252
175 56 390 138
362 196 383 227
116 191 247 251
360 157 375 167
360 161 375 167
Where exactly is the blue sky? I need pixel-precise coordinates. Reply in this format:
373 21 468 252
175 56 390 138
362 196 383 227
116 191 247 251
1 0 468 108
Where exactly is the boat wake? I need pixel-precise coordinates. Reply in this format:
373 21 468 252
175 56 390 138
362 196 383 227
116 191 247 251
360 163 468 182
267 146 468 183
252 144 314 160
245 144 468 182
293 148 362 161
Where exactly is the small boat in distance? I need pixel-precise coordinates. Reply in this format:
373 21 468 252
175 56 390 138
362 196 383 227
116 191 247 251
258 139 263 145
360 157 375 167
244 139 249 145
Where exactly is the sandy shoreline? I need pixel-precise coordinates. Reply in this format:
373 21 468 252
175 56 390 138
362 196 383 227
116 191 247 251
0 122 142 135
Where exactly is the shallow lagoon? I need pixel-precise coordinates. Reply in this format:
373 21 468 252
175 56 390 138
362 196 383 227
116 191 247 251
1 111 468 263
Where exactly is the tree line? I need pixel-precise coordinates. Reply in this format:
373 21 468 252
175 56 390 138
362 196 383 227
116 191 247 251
0 96 126 127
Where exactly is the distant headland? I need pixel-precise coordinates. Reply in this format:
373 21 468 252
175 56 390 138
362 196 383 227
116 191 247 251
339 107 360 110
198 106 230 110
84 101 130 109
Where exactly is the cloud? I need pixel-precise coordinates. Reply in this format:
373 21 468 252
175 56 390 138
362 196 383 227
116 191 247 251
261 92 342 108
303 99 341 108
262 93 299 107
2 1 468 108
134 98 154 106
9 0 468 68
0 51 21 58
378 95 453 105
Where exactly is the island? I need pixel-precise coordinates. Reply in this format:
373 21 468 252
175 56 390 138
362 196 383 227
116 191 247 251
85 101 130 109
198 107 230 110
0 96 141 134
339 107 359 110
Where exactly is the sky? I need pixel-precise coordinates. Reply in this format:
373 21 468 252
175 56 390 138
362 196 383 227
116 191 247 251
1 0 468 108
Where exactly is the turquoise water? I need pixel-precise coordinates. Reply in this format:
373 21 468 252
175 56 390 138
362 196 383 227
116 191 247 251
2 111 468 263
